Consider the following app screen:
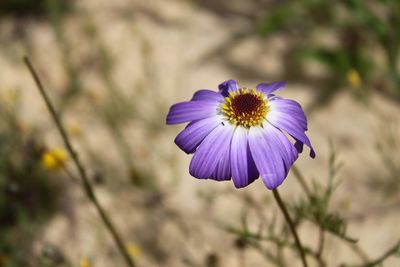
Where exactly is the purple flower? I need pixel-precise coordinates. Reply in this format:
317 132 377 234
166 80 315 190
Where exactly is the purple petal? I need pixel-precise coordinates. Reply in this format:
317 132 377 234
256 81 286 95
211 139 231 181
294 139 304 153
166 100 219 125
295 140 315 158
175 117 222 154
267 102 315 158
263 123 299 176
230 127 253 188
247 145 260 184
218 79 239 97
249 126 287 189
268 97 308 130
189 124 235 179
191 90 225 102
310 147 316 158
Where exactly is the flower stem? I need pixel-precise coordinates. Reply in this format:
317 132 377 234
272 189 308 267
24 56 136 267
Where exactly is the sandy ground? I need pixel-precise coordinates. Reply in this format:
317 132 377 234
1 0 400 266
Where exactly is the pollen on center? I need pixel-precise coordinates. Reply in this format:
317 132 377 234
220 88 268 128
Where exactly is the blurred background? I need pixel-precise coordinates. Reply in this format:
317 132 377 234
0 0 400 266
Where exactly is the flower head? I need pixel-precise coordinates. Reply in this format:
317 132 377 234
346 69 361 89
79 257 91 267
126 243 141 259
41 147 68 171
166 80 315 189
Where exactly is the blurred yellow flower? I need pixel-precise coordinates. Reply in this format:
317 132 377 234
126 243 141 259
41 147 68 171
1 88 18 106
67 122 82 137
346 69 361 89
79 257 91 267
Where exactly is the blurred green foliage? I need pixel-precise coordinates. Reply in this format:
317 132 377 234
0 90 61 267
0 0 69 17
0 0 48 16
1 0 400 266
223 145 399 266
256 0 400 110
291 146 356 244
199 0 400 110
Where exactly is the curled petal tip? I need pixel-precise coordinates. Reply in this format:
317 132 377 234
218 79 238 96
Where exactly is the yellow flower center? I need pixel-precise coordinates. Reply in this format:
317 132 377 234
220 88 268 128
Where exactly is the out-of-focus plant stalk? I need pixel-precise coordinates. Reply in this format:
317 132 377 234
292 165 325 266
292 165 311 199
315 225 325 267
272 189 308 267
24 56 136 267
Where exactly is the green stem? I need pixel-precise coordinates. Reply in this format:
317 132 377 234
24 57 136 267
272 189 308 267
363 241 400 267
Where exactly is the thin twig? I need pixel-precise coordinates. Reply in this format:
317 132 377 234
292 165 326 267
272 189 308 267
276 243 287 267
349 243 370 263
292 165 311 199
341 240 400 267
24 56 136 267
315 225 326 267
362 241 400 267
61 164 81 184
